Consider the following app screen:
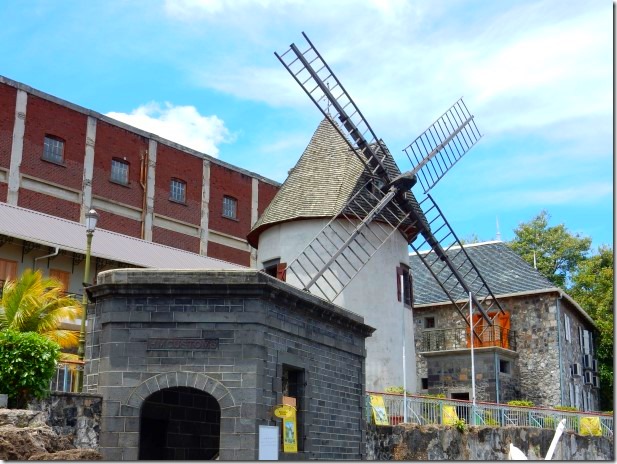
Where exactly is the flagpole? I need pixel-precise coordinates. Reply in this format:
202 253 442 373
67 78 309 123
401 274 407 423
469 292 476 426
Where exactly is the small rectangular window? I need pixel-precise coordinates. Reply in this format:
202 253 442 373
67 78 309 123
262 258 287 281
421 378 428 390
222 196 237 219
396 265 412 307
499 359 511 374
111 158 129 185
170 178 186 203
43 135 65 164
424 317 436 329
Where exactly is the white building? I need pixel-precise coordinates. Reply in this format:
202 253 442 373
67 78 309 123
248 119 423 392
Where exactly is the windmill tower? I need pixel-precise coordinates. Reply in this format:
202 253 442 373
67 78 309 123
248 33 505 392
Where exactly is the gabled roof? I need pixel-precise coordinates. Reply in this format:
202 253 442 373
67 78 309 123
0 202 243 270
247 118 425 247
409 240 597 328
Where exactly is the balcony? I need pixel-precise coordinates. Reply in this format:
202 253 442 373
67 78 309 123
419 326 517 352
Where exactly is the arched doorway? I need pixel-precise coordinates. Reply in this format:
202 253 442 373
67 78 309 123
139 386 221 460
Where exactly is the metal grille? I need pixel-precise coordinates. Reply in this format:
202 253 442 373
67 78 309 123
170 178 186 203
223 196 237 219
43 135 64 164
111 159 129 184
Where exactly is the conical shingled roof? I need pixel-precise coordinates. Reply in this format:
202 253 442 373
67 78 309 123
247 118 425 248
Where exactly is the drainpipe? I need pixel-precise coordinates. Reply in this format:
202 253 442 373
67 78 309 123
33 246 60 269
494 351 500 404
556 292 564 406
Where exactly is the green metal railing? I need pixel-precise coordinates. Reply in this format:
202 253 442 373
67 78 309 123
366 392 613 438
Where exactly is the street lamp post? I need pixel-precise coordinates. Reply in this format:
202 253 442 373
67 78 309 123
76 209 99 392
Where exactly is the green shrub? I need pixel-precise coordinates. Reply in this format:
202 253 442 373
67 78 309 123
507 400 534 407
384 386 412 395
454 418 467 432
554 405 578 412
0 330 60 408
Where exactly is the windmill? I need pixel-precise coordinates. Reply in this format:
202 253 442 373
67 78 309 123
274 32 505 335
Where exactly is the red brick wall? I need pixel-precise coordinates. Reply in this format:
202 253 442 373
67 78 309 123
0 183 7 203
21 95 86 190
258 181 279 217
153 144 202 226
18 190 80 221
207 241 250 267
152 226 200 254
0 83 16 170
96 209 142 237
92 120 148 210
208 163 253 238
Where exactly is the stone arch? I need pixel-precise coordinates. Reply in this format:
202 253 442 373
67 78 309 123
124 372 237 415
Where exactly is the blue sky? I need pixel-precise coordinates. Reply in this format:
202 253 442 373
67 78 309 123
1 0 612 250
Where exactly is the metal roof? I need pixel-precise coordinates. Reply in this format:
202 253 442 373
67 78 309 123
0 202 243 270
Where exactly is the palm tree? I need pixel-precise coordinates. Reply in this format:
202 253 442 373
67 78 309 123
0 269 83 355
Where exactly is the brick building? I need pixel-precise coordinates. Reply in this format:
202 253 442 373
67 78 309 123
0 75 279 270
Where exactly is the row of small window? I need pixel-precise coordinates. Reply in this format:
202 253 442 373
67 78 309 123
42 135 238 218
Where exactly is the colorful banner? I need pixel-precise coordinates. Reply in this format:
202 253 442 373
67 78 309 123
282 410 298 453
369 395 389 425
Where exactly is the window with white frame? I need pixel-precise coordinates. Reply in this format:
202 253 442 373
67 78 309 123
222 195 237 219
110 158 129 185
564 314 571 342
170 178 186 203
43 135 65 163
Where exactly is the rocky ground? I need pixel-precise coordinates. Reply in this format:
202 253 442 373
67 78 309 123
0 408 102 460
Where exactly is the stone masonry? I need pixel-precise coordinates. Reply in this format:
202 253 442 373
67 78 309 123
84 269 374 460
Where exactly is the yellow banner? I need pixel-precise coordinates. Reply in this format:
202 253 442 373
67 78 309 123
370 395 389 426
580 416 602 436
282 411 298 453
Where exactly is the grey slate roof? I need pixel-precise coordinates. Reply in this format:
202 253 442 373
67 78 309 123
0 202 243 270
247 118 426 247
409 240 598 329
409 240 555 305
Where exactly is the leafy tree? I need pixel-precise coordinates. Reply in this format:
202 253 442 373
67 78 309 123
568 245 614 410
508 211 591 288
0 330 60 408
0 269 83 353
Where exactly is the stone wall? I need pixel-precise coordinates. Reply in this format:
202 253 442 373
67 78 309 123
414 292 599 408
365 423 614 460
85 269 373 460
28 392 102 449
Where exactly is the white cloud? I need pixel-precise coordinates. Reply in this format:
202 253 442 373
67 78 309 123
106 102 232 157
164 0 611 151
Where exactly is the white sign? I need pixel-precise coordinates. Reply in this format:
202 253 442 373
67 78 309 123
258 425 279 460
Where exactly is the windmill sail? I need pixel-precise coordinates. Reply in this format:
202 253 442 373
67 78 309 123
403 98 482 194
275 32 504 329
411 194 505 327
276 32 392 181
286 178 418 302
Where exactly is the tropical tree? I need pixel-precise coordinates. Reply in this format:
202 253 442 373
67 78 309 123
0 269 83 353
568 246 614 410
508 210 591 288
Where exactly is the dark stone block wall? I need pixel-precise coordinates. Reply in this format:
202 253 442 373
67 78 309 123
29 392 102 449
84 269 373 460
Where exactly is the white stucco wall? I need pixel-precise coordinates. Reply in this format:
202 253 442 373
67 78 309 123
257 219 417 393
